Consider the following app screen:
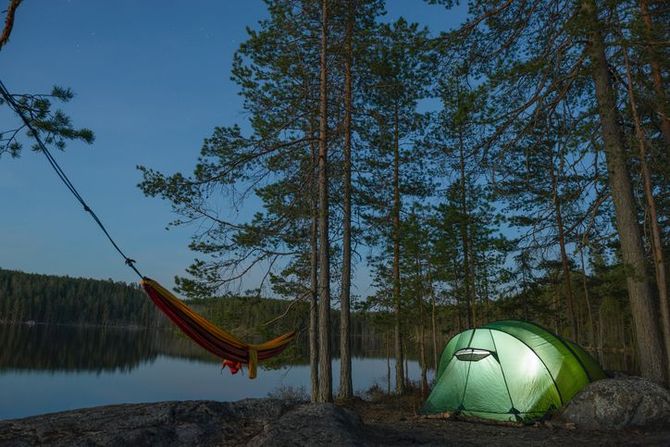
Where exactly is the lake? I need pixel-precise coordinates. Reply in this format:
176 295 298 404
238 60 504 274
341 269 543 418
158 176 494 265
0 324 430 420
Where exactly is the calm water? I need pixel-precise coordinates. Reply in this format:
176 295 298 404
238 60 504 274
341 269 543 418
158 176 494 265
0 324 429 420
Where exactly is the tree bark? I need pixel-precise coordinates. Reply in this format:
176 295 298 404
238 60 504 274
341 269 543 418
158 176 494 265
520 254 530 321
309 136 319 403
579 246 595 348
552 272 560 333
404 341 409 388
338 0 354 400
598 303 604 365
639 0 670 150
418 288 428 397
458 131 475 328
583 0 666 385
429 273 438 371
0 0 22 52
392 104 405 394
621 39 670 381
386 331 391 394
549 155 578 341
317 0 332 403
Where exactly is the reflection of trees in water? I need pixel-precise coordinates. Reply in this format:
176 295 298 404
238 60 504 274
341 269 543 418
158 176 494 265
0 324 257 373
1 322 632 375
0 324 160 373
151 332 219 363
0 324 419 373
0 324 236 372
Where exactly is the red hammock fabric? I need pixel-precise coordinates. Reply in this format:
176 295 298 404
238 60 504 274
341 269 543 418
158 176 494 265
141 278 296 379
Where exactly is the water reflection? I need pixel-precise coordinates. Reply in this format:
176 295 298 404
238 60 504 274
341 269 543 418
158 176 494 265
0 324 160 373
0 324 634 421
0 323 423 372
0 324 426 420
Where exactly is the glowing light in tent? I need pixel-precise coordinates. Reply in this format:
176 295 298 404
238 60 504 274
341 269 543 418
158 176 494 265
524 350 541 375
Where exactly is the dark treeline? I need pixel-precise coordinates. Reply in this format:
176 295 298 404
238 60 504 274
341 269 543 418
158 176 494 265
0 268 374 337
0 269 158 327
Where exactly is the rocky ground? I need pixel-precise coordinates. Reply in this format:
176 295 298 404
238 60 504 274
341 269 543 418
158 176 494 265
1 379 669 446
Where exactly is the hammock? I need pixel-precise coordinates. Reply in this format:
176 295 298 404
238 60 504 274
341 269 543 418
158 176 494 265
141 278 297 379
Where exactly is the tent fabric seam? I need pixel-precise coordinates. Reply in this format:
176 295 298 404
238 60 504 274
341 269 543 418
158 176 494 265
491 320 594 381
553 336 593 382
488 329 516 412
488 328 565 406
459 329 477 408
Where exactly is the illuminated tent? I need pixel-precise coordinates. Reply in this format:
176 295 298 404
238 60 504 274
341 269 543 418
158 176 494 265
423 320 606 422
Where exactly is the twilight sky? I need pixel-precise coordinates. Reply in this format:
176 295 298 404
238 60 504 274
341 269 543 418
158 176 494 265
0 0 466 294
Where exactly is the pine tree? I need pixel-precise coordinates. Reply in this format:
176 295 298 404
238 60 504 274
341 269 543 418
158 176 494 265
359 18 434 393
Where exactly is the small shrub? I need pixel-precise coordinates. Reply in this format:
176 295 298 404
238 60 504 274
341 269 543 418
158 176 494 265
267 384 309 401
363 382 388 401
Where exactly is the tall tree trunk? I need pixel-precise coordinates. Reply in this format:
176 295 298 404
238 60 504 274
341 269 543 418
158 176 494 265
521 262 530 321
386 330 391 394
416 256 429 396
553 273 560 333
620 307 628 372
338 0 354 400
459 132 474 328
621 40 670 380
309 137 320 403
598 304 605 365
582 0 666 385
429 273 438 371
639 0 670 149
392 103 405 394
317 0 332 402
579 246 595 348
481 273 491 323
404 341 409 388
549 155 578 341
418 294 428 397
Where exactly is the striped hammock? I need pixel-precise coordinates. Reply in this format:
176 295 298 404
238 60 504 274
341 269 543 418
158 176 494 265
141 278 296 379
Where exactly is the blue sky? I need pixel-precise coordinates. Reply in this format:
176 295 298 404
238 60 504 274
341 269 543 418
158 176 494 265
0 0 467 293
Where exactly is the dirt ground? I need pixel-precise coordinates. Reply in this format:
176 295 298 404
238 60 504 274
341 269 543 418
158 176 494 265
341 392 670 446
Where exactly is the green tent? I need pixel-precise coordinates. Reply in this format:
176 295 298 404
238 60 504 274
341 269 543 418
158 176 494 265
423 320 606 422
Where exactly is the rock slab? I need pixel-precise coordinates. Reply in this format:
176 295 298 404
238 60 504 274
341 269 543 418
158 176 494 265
561 377 670 430
251 403 367 446
0 399 371 446
0 399 297 447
